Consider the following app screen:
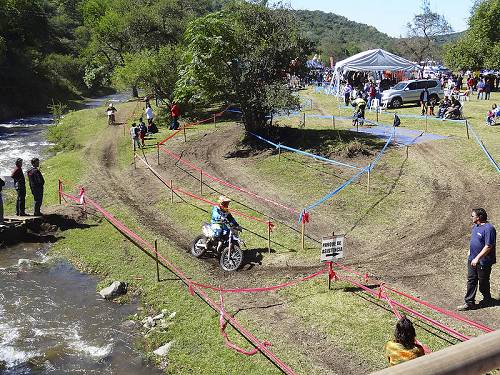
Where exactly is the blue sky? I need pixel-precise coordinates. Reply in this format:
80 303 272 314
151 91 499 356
286 0 474 37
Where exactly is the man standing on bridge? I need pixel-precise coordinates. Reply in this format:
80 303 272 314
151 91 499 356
458 208 496 311
27 158 45 216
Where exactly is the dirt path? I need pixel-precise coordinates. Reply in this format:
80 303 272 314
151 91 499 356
79 102 500 374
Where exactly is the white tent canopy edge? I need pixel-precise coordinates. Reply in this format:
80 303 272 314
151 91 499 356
332 49 418 96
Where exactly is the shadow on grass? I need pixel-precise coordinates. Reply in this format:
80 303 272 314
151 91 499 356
350 290 460 345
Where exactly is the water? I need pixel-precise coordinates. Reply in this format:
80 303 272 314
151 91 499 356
0 92 129 179
0 244 161 374
1 92 161 374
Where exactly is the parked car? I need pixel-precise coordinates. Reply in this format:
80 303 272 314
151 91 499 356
381 79 444 108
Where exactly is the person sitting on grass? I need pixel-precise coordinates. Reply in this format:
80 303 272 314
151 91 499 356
486 104 499 126
437 96 451 118
444 97 462 120
384 316 425 366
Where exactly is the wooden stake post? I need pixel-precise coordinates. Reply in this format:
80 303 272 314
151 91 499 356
425 114 428 132
465 120 470 139
200 170 203 195
303 112 306 127
367 164 371 193
183 126 187 142
157 143 160 165
133 142 136 169
332 115 335 130
301 213 307 251
278 143 281 161
155 239 160 282
213 114 217 128
170 179 174 203
267 221 272 253
301 220 305 251
58 178 62 204
328 261 333 290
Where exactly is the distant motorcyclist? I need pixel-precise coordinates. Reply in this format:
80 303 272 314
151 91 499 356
107 103 117 125
352 93 366 126
211 195 238 239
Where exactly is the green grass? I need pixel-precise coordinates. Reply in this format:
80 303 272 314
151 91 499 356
23 87 500 374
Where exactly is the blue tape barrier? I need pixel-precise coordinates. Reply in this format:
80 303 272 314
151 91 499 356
467 122 500 173
298 132 394 222
248 132 363 170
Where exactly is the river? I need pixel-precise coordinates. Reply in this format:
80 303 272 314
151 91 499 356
0 94 162 374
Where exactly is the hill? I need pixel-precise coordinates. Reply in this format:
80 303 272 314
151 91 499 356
293 10 396 63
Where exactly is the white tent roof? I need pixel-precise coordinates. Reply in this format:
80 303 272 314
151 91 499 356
334 49 417 73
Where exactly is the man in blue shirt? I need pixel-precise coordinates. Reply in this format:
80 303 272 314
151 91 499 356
458 208 496 311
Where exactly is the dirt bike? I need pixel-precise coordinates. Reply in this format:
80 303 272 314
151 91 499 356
190 222 244 272
107 111 115 125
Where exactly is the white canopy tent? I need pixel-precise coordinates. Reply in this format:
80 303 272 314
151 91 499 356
332 49 418 95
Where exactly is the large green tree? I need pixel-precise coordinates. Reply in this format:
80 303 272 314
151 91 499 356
444 0 500 70
80 0 217 93
177 1 313 132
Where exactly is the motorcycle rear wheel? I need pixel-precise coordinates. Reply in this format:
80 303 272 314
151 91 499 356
191 235 208 258
219 245 243 272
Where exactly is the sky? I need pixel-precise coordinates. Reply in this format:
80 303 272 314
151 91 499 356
286 0 474 37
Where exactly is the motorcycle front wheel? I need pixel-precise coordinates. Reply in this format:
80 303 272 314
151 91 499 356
191 235 208 258
219 245 243 272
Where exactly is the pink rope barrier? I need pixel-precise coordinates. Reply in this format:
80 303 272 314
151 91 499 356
135 155 271 226
332 262 493 334
59 181 490 365
159 146 299 215
60 186 296 375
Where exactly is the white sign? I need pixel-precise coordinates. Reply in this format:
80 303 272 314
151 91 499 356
321 235 344 262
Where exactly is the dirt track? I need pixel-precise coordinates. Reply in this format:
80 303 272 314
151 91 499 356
80 102 500 374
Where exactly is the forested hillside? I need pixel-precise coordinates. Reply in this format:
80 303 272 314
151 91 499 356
0 1 464 121
293 10 396 64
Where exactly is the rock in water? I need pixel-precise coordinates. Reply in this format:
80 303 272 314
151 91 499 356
99 281 128 299
153 341 174 357
18 258 31 267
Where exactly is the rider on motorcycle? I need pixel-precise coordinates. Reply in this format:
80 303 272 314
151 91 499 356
211 195 238 239
107 103 117 124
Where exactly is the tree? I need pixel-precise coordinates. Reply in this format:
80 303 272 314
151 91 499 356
177 1 313 132
80 0 218 94
444 0 500 70
398 0 452 65
113 45 180 103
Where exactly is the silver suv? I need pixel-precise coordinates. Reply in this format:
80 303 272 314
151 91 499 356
381 79 444 108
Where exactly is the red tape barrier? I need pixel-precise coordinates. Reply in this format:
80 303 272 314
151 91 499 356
220 293 272 355
135 154 272 227
158 146 298 216
59 181 492 364
60 184 296 374
332 262 493 334
158 106 230 146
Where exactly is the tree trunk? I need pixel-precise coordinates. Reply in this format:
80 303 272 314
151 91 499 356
132 86 138 98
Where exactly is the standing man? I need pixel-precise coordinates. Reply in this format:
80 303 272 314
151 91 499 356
145 102 154 127
130 123 141 150
11 158 26 216
27 158 45 216
0 176 4 224
458 208 496 311
420 87 429 116
170 102 180 130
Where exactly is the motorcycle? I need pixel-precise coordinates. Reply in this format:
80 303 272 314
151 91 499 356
107 110 115 125
190 222 244 272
